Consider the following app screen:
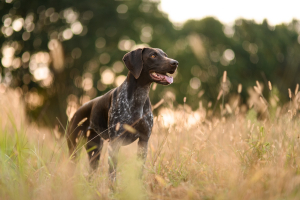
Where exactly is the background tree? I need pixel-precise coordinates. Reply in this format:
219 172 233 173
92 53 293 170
1 0 300 128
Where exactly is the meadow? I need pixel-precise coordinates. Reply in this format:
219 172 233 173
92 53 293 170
1 81 300 200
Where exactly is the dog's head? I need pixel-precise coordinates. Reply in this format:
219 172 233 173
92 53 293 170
122 47 178 85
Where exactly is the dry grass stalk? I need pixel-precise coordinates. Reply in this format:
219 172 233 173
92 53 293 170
152 83 157 91
225 104 232 114
254 86 261 94
217 90 223 100
238 84 242 94
77 117 88 126
295 84 299 95
115 122 120 131
288 88 292 99
268 81 272 91
260 96 266 105
2 83 300 200
152 99 164 110
223 71 227 83
86 130 90 137
155 175 167 187
198 90 205 98
256 80 261 91
123 124 137 134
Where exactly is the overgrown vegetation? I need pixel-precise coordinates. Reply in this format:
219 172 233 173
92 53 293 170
1 81 300 199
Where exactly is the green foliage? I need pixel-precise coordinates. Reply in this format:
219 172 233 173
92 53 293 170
1 0 300 127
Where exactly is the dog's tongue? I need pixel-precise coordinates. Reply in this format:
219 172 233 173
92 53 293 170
163 75 173 84
154 72 173 84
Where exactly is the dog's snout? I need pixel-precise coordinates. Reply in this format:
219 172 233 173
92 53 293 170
170 60 179 67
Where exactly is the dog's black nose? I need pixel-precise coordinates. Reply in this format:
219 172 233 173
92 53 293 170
170 60 179 67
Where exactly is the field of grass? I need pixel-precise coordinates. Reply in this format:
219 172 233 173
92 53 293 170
1 85 300 200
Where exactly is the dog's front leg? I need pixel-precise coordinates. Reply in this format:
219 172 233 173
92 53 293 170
137 138 148 177
108 141 121 182
137 139 148 161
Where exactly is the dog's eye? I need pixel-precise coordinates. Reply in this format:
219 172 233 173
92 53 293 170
151 54 156 58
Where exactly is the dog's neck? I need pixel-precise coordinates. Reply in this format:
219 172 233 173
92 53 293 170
124 72 151 105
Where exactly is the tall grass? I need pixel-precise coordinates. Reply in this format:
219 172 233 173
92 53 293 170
1 85 300 200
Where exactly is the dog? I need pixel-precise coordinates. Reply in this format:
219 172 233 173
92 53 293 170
66 47 178 181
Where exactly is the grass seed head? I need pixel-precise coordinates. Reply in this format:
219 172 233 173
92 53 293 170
225 104 232 114
238 84 242 93
123 124 137 134
86 130 90 137
77 117 88 126
223 71 227 83
254 86 261 94
288 88 292 99
115 122 120 131
295 84 299 95
256 80 261 90
152 83 157 91
155 175 167 187
268 81 272 91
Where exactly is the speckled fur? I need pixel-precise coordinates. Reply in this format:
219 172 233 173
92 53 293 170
107 81 153 140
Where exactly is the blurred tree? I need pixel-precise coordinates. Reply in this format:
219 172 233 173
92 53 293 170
0 0 177 127
1 0 300 128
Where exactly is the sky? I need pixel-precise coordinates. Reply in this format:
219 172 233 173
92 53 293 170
159 0 300 25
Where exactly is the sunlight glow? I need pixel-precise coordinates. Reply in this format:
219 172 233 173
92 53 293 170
1 46 15 68
160 0 300 25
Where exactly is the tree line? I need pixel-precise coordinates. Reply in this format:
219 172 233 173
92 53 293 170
1 0 299 126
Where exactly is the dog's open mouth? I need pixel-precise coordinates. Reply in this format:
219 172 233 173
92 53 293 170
150 72 173 84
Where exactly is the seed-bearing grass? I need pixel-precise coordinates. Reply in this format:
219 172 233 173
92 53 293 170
1 86 300 200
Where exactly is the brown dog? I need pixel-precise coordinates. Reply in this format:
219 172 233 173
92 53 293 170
66 47 178 181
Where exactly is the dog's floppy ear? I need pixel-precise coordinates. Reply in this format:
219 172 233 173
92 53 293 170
122 48 144 79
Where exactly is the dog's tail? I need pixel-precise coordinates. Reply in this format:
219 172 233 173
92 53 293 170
66 102 93 160
66 115 80 160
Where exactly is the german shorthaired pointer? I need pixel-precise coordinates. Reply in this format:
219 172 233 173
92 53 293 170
66 47 178 181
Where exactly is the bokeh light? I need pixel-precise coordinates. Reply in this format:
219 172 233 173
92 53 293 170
99 53 110 64
12 18 24 31
140 26 153 43
189 77 201 90
95 37 106 49
116 4 128 14
71 21 83 35
118 39 136 51
112 61 124 73
115 75 126 87
101 68 115 85
28 52 53 85
62 29 73 40
1 45 15 68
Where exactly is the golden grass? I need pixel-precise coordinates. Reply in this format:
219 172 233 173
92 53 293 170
1 88 300 200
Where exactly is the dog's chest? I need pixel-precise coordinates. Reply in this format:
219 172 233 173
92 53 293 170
108 83 153 139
